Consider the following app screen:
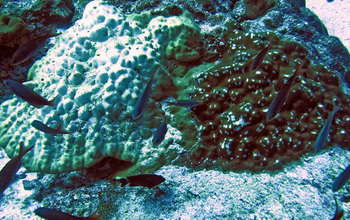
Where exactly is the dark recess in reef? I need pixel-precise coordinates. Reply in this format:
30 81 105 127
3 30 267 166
81 157 135 179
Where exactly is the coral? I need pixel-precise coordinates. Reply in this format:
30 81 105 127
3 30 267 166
241 0 276 20
1 0 349 177
182 30 350 172
23 0 75 26
164 11 202 63
344 70 350 87
0 1 199 176
0 14 29 46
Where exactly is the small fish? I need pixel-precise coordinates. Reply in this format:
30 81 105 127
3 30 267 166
31 120 71 135
0 142 34 196
11 26 61 66
266 60 307 121
3 79 56 108
34 207 101 220
248 42 272 73
117 174 165 188
164 100 200 108
333 163 350 192
314 105 341 153
132 66 160 120
152 114 168 146
331 195 344 220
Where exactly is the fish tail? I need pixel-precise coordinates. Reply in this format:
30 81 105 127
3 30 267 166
158 113 166 122
294 59 307 74
266 42 273 50
45 25 61 38
290 60 308 81
47 95 58 106
150 66 161 81
86 207 102 220
19 142 34 156
334 105 341 112
267 42 272 50
295 68 307 76
118 178 129 187
294 68 307 79
56 121 71 134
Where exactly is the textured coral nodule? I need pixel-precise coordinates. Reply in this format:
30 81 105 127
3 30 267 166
0 1 195 177
0 14 29 46
242 0 276 20
184 30 350 172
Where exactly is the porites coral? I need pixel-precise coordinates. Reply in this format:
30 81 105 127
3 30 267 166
0 1 195 176
0 14 29 46
187 31 350 172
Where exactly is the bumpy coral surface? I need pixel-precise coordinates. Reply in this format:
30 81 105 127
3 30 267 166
165 11 202 63
186 30 350 172
0 14 29 46
23 0 75 26
241 0 276 20
1 0 349 176
0 1 199 176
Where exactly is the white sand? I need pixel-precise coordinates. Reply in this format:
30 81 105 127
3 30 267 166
306 0 350 52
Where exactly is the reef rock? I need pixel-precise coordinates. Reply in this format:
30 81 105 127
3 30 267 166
0 14 29 46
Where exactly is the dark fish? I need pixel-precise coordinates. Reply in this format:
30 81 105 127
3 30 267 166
152 114 167 146
248 42 272 73
333 163 350 192
331 195 344 220
0 142 34 196
118 174 165 188
314 105 340 153
266 60 307 121
31 120 71 135
3 79 56 108
164 100 200 108
132 66 160 120
34 207 100 220
11 26 61 66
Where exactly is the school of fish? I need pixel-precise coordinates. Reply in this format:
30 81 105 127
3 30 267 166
0 23 348 219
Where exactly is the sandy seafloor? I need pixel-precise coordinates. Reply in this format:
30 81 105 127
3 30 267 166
1 1 350 219
306 0 350 53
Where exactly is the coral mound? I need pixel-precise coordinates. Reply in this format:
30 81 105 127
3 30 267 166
0 1 198 176
0 14 29 46
188 31 350 172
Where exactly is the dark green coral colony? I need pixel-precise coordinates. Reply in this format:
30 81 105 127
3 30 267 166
0 14 29 46
0 0 349 179
175 30 350 172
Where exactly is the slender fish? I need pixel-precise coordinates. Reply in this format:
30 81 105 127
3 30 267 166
248 42 272 73
164 100 200 108
266 60 307 121
0 142 34 196
117 174 165 188
34 207 101 220
31 120 71 135
333 163 350 192
11 26 61 66
314 105 340 153
132 66 160 120
152 114 167 147
331 195 344 220
3 79 56 108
